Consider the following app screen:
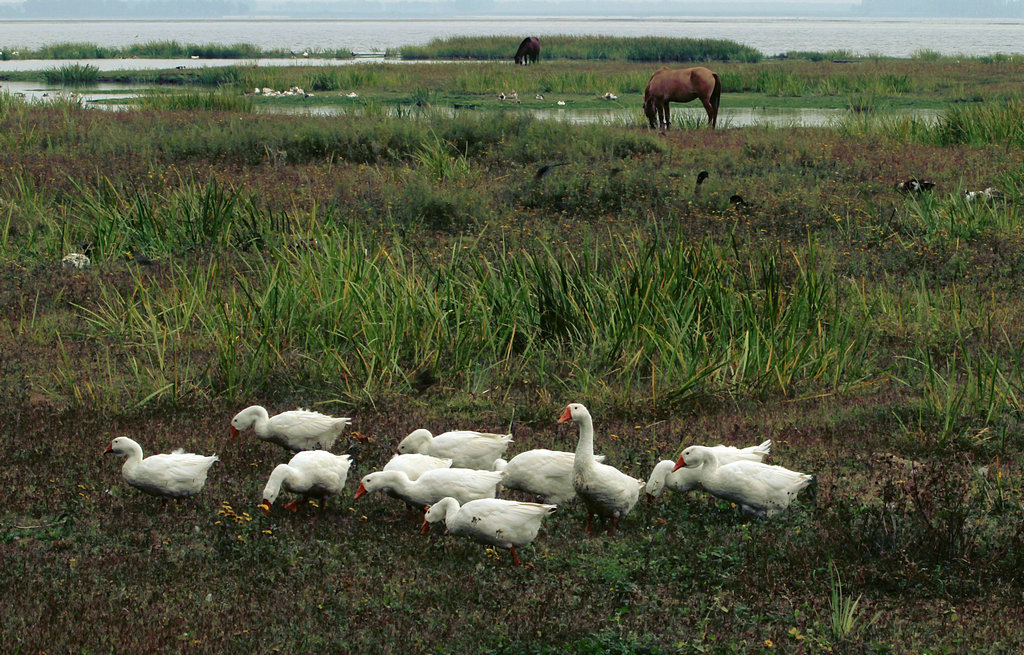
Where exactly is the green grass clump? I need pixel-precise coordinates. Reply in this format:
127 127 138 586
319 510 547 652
400 35 762 63
779 49 858 62
136 90 255 112
934 96 1024 147
41 63 99 85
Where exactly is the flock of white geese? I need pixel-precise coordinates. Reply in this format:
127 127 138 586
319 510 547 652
103 402 812 566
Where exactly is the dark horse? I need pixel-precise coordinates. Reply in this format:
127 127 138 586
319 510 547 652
643 66 722 130
514 37 540 65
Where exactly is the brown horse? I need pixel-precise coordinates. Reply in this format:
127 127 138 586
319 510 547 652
643 66 722 130
514 37 540 65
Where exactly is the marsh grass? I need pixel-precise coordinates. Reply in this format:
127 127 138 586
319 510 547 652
41 62 99 85
135 89 255 112
2 75 1024 653
400 35 762 62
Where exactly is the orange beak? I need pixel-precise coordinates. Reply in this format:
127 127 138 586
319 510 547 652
556 406 572 424
230 425 240 439
353 482 367 500
104 443 114 454
671 456 686 472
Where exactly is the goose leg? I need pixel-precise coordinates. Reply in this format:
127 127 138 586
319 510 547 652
313 495 328 520
510 546 522 566
608 517 618 536
584 511 593 534
283 499 301 512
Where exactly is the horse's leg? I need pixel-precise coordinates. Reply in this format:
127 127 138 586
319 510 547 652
700 96 717 129
662 100 671 130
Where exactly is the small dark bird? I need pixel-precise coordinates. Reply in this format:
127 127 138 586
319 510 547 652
729 194 749 207
896 178 935 194
412 368 438 395
694 170 709 194
535 162 568 180
126 249 157 266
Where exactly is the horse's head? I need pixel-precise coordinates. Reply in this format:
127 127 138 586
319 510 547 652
643 96 657 127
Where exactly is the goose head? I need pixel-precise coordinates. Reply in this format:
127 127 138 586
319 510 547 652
104 436 138 457
557 403 589 425
354 471 402 499
397 429 433 455
230 405 265 439
644 460 674 500
671 446 703 472
420 497 458 534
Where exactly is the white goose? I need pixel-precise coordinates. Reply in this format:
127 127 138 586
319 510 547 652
493 449 605 504
645 440 772 499
383 453 453 478
397 429 512 470
672 445 812 518
421 497 556 566
261 451 352 515
104 437 218 498
230 405 351 452
354 468 506 510
382 453 454 515
557 403 642 535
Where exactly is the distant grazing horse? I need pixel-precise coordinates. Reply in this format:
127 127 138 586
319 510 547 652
643 66 722 130
514 37 540 65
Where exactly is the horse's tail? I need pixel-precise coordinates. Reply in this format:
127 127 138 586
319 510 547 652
710 73 722 126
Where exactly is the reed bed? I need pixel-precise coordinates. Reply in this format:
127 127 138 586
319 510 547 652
399 35 762 62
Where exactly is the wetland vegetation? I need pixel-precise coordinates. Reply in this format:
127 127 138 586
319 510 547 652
1 37 1024 653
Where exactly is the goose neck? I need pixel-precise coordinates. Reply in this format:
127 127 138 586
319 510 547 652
120 440 145 468
439 498 462 526
263 464 291 503
574 414 596 461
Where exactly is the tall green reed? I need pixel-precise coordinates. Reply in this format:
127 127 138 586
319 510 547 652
66 213 874 407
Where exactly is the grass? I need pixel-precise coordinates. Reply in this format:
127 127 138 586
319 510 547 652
41 62 99 85
398 35 762 62
1 54 1024 653
0 40 354 60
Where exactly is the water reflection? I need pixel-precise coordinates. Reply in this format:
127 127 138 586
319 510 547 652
270 103 941 128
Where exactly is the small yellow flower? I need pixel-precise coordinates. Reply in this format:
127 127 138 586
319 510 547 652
763 639 774 648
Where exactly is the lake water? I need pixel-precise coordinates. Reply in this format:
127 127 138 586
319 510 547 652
0 17 1022 60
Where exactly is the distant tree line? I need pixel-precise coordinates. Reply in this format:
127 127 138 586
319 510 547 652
0 0 253 18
